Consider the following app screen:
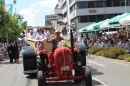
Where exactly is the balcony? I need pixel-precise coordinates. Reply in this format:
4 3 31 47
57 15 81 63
52 8 63 15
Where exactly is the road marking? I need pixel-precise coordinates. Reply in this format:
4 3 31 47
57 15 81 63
88 61 106 67
97 57 128 66
92 77 108 86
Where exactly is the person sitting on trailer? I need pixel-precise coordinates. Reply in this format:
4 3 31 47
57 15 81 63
60 28 70 40
47 29 64 52
35 28 45 40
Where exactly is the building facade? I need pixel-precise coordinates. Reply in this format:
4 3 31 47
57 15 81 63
57 0 130 30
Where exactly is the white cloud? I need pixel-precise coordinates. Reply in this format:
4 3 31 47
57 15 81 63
19 0 58 26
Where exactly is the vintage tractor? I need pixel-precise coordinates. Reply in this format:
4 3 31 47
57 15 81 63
36 28 92 86
21 26 92 85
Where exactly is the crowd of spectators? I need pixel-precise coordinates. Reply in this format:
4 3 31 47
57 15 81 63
82 28 130 53
0 42 24 63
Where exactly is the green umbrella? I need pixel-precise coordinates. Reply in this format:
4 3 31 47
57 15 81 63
109 13 130 25
93 19 109 30
82 23 96 32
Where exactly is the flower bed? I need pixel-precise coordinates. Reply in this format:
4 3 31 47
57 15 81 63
88 46 130 62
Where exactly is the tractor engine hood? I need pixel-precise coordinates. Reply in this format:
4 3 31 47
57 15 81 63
53 47 73 77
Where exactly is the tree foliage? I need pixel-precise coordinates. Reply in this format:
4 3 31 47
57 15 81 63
0 4 28 41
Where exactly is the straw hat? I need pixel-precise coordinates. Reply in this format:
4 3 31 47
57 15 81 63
55 29 61 33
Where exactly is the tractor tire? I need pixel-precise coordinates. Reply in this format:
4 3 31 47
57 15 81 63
37 54 46 71
80 51 86 66
83 66 92 86
37 71 46 86
73 52 82 83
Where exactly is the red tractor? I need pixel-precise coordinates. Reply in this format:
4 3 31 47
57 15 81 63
35 29 92 86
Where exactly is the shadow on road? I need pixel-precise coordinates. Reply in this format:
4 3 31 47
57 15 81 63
90 66 104 75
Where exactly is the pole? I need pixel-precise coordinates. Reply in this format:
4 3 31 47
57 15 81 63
66 0 70 25
125 0 127 13
15 7 16 13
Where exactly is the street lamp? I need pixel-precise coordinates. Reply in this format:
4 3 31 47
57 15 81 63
13 0 17 4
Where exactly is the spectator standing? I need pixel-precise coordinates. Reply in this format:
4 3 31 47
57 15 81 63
14 42 19 63
7 43 13 63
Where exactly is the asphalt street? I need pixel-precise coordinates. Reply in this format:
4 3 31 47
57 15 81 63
0 53 130 86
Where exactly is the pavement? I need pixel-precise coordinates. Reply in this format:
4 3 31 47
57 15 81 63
0 53 130 86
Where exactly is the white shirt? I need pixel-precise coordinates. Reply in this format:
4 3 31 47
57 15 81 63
60 34 70 40
98 42 104 47
44 31 50 38
35 33 45 40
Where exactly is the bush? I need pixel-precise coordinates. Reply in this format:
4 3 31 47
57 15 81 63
88 46 102 54
88 46 127 59
117 54 130 62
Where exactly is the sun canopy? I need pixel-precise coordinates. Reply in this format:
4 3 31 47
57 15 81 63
93 19 109 30
109 13 130 25
119 15 130 25
81 23 96 32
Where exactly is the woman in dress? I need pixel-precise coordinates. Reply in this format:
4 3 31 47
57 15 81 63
14 42 19 63
60 29 69 40
35 28 45 40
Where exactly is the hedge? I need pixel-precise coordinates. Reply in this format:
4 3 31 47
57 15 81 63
88 46 130 62
117 54 130 62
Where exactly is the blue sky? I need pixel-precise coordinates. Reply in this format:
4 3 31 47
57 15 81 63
6 0 58 26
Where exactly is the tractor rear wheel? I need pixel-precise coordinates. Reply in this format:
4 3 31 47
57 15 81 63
37 71 46 86
83 66 92 86
73 52 82 83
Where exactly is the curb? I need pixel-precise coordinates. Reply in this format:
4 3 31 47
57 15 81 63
89 54 130 64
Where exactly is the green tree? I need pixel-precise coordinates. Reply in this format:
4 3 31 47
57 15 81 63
0 4 28 41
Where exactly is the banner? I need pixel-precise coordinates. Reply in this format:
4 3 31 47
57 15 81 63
5 4 13 16
18 19 22 25
0 0 4 4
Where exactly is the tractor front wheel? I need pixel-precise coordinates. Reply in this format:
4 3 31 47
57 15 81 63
37 71 46 86
83 66 92 86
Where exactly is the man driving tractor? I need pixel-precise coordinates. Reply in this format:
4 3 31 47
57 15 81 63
47 29 64 52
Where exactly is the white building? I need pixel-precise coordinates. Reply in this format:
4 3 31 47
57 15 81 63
57 0 130 30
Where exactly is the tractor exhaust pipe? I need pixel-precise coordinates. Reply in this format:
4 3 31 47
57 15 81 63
70 28 74 55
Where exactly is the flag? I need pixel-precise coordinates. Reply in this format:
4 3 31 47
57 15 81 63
0 0 4 4
5 4 13 16
18 19 22 25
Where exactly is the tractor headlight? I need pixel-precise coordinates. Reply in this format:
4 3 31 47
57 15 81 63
77 61 81 66
47 64 52 68
35 41 42 48
66 53 71 64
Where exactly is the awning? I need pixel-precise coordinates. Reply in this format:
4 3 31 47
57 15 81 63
109 13 130 25
119 15 130 25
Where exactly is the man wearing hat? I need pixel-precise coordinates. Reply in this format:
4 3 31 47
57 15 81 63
47 29 63 52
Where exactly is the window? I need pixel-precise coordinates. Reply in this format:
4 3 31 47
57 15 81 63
127 0 130 6
113 0 120 6
106 0 112 7
79 16 88 23
58 14 63 19
62 2 66 9
70 4 76 13
69 0 73 4
78 1 87 8
63 12 67 18
88 15 96 22
71 17 77 23
97 15 105 22
121 0 125 6
88 1 95 8
96 1 103 7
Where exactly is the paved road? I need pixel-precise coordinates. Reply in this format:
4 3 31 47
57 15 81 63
0 54 130 86
88 55 130 86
